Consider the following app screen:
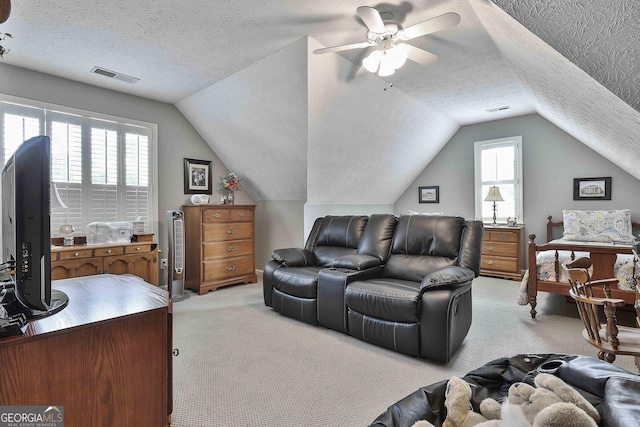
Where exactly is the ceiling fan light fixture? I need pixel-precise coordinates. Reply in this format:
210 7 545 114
364 43 408 77
377 56 396 77
363 50 382 73
385 43 407 69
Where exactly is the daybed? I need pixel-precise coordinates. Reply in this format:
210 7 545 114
263 214 484 362
519 210 639 318
370 353 640 427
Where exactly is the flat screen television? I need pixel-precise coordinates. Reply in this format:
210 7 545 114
0 135 68 319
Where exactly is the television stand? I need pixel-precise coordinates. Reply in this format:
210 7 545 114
0 275 172 426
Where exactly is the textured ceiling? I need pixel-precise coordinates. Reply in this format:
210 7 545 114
491 0 640 112
1 0 639 203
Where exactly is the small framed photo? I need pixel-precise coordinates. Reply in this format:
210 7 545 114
419 186 439 203
573 177 611 200
184 158 212 194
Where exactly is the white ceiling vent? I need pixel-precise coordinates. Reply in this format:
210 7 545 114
90 67 140 84
486 105 511 113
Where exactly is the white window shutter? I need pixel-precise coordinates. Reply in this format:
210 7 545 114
1 101 154 237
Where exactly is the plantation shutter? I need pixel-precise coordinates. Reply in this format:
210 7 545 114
90 124 119 223
124 131 150 228
2 107 44 164
49 113 84 233
0 99 155 237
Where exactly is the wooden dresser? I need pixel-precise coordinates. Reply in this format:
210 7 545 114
51 241 159 285
0 275 172 427
183 204 257 295
480 225 525 281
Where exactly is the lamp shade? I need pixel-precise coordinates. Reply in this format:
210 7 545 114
484 186 504 202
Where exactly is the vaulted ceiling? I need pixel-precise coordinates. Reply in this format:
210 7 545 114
1 0 638 203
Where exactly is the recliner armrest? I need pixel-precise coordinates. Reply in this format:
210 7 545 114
332 254 381 270
420 266 475 291
271 248 314 267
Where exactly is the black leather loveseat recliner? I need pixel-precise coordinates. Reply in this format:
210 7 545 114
263 214 484 362
370 353 640 427
263 214 396 326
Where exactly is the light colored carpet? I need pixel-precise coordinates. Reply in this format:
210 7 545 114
169 275 636 427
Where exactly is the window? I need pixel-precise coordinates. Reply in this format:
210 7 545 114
0 97 157 237
474 136 523 223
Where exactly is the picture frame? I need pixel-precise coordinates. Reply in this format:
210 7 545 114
418 186 439 203
573 177 611 201
184 158 212 195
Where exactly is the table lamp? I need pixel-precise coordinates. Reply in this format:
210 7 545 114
484 186 504 225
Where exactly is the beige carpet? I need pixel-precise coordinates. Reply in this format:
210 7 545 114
169 275 636 427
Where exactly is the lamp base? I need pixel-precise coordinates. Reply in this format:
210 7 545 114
492 202 498 225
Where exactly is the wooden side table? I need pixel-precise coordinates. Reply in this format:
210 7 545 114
480 225 525 280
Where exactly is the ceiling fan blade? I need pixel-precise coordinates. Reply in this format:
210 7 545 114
313 41 374 55
0 0 11 24
357 6 386 33
398 12 461 40
405 44 438 66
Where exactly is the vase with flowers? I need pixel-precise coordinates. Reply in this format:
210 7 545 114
220 172 241 204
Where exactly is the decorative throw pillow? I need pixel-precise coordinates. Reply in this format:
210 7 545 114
562 209 634 243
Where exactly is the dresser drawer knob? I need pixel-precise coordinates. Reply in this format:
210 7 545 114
226 265 235 271
486 246 496 251
226 246 234 252
107 249 112 254
213 213 221 219
239 213 246 218
227 229 234 234
486 260 496 265
499 234 508 239
74 252 80 257
136 247 141 251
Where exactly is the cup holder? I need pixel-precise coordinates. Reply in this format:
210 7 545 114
537 359 566 374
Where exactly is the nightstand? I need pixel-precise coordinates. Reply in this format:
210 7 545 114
480 225 525 280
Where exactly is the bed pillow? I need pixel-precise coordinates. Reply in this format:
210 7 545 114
562 209 634 243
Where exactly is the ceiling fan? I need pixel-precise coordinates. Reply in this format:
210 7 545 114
313 6 460 77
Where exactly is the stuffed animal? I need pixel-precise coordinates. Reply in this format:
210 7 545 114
478 373 600 427
411 373 600 427
411 377 495 427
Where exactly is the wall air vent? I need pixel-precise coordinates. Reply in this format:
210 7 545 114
90 66 140 84
486 105 511 113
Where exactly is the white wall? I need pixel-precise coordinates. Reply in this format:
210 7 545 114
176 38 309 202
396 113 640 266
255 200 306 269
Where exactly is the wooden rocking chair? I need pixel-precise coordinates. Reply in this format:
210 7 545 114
632 244 640 331
562 257 640 370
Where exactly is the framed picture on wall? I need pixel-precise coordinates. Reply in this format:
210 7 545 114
419 186 439 203
184 158 212 194
573 177 611 200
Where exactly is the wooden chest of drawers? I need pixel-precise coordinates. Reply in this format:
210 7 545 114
51 242 159 285
480 225 525 281
183 204 257 295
